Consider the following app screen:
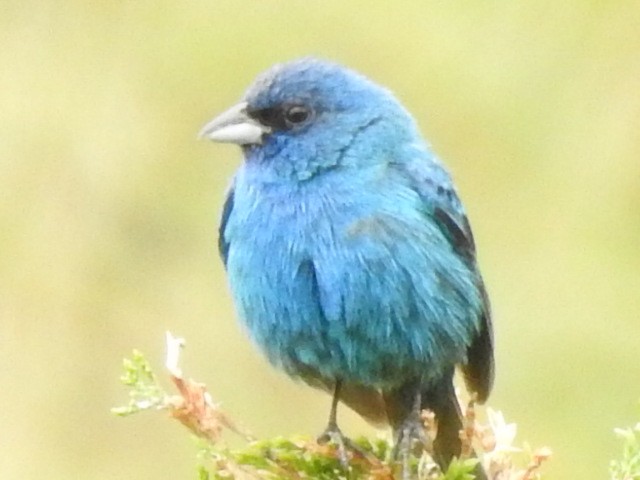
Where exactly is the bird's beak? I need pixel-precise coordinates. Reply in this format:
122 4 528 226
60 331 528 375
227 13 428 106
199 101 269 145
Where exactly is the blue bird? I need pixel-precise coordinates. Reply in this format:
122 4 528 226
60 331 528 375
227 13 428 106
200 58 494 478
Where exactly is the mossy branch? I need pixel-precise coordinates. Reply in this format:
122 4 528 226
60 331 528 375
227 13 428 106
112 332 551 479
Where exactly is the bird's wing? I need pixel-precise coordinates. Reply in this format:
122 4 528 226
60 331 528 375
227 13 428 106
434 205 494 402
395 161 494 402
218 185 235 267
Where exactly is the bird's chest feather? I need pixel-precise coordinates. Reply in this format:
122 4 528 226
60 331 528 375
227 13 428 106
223 170 481 387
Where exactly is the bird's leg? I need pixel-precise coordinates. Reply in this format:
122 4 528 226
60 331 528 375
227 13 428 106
392 388 430 480
317 380 367 469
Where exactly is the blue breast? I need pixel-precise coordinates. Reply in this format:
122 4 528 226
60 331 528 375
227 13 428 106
224 164 483 389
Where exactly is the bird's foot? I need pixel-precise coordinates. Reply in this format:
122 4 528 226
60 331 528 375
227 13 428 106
317 423 367 470
392 414 430 480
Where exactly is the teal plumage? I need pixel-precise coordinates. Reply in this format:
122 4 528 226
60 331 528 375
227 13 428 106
202 58 494 477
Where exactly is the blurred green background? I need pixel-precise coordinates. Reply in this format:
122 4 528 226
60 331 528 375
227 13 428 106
1 1 639 479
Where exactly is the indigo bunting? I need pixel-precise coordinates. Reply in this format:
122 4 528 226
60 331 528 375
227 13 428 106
200 58 494 478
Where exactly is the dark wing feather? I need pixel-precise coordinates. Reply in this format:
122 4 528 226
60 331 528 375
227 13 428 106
218 187 235 267
394 161 494 403
463 282 494 402
432 204 494 403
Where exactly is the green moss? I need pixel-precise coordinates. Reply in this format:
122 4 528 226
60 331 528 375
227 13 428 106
113 347 552 480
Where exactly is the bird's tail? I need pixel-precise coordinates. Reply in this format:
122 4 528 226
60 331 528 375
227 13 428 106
421 375 487 480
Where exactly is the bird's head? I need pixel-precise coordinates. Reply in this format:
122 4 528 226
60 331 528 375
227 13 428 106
200 58 422 181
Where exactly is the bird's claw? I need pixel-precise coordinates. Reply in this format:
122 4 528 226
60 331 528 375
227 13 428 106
317 423 366 470
392 416 430 480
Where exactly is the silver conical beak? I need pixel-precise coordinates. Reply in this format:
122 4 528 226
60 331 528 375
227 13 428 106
199 102 269 145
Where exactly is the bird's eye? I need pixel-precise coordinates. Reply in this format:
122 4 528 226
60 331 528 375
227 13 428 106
249 104 313 132
284 105 312 126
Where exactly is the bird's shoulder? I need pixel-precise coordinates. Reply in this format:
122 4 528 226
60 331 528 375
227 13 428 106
388 154 477 262
218 181 236 266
